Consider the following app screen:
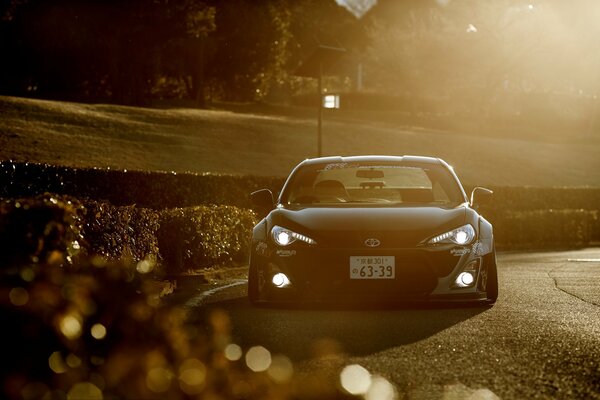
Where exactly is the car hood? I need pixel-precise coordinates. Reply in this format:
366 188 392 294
271 205 467 248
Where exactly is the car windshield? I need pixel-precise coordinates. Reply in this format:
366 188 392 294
281 161 465 206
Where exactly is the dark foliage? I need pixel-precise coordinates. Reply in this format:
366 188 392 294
158 206 257 275
0 193 83 268
0 192 257 276
80 200 160 263
0 161 285 209
0 0 362 105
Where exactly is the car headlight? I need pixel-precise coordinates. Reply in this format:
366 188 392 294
428 224 475 245
271 225 316 246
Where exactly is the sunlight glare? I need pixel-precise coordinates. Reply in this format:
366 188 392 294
466 24 478 33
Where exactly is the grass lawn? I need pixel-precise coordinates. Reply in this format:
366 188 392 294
1 95 599 187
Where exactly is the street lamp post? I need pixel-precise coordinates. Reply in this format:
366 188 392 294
295 44 346 157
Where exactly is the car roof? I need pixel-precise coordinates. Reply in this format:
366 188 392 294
299 155 445 166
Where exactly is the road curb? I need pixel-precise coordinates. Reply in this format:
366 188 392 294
183 280 248 308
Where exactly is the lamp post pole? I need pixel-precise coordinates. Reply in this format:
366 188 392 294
317 61 323 157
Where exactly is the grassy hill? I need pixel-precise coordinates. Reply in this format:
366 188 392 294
1 95 599 187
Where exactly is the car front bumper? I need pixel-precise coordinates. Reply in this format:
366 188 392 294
251 241 491 303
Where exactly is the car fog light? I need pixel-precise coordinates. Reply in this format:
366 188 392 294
272 273 290 288
456 272 474 287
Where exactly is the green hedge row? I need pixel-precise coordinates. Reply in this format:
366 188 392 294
0 194 257 275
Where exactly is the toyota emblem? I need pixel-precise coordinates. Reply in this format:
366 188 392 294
364 238 381 247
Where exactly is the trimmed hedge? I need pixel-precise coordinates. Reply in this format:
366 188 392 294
0 160 285 209
489 209 600 249
81 200 160 263
0 194 257 274
157 206 257 274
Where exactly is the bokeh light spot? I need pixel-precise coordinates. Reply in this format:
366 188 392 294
66 353 82 369
66 382 103 400
48 352 67 374
340 364 371 395
91 323 107 340
136 259 155 274
21 382 49 400
179 359 206 395
267 354 294 383
146 367 173 393
224 343 243 361
365 376 397 400
20 268 35 282
9 287 29 306
245 346 271 372
60 314 82 340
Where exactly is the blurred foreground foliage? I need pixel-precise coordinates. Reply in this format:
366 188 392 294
0 257 358 400
0 196 359 400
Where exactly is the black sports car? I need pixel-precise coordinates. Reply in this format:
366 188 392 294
248 155 497 305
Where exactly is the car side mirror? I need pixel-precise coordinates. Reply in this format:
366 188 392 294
470 187 493 209
250 189 274 217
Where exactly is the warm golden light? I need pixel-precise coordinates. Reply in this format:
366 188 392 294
91 323 107 340
146 367 173 393
66 353 82 369
366 376 397 400
66 382 103 400
245 346 272 372
48 351 67 374
224 343 243 361
136 259 155 274
60 314 82 340
179 359 206 395
267 355 294 383
340 364 372 395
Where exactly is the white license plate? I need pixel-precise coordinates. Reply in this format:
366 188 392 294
350 256 395 279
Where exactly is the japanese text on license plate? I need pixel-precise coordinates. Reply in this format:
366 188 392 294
350 256 395 279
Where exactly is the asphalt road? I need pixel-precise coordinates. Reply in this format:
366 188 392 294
188 249 600 399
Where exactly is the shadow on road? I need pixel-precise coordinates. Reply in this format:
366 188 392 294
191 298 489 362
